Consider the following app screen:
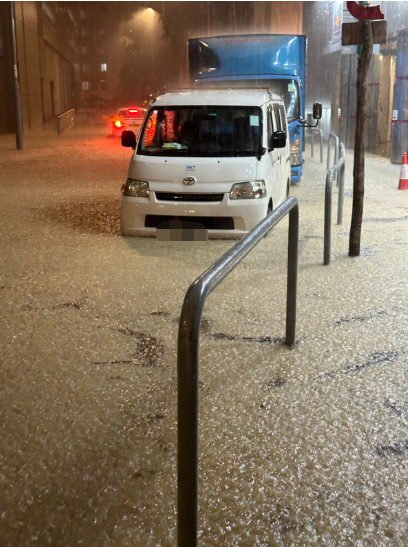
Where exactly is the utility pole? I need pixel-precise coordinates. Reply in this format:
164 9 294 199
342 1 386 256
10 0 23 150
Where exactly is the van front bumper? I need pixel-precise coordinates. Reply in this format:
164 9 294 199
121 192 269 238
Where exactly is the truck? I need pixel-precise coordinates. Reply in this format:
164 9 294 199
187 34 306 183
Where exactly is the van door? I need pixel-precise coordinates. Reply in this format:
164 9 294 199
266 103 280 211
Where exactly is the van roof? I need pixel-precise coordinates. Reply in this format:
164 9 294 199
152 89 282 107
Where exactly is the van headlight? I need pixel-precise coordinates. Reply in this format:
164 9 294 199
290 138 301 166
121 178 150 197
230 180 266 200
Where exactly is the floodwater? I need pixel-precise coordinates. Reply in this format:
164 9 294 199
0 125 407 546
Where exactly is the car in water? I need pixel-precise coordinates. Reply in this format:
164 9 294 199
110 107 147 137
120 89 291 238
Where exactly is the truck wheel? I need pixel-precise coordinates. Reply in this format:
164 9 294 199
267 198 273 215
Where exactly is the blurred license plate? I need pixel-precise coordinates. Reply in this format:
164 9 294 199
156 219 208 242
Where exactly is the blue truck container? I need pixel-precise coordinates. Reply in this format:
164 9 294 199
188 34 306 183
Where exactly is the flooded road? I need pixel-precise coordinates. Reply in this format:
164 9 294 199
1 126 407 546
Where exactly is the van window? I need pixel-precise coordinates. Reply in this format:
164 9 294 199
273 105 282 132
139 105 263 157
267 106 274 142
278 105 287 135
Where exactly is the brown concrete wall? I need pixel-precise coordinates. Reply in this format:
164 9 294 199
15 1 42 130
0 2 16 134
40 4 77 120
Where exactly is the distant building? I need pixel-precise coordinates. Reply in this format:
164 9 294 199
0 1 81 133
76 2 118 110
0 1 120 135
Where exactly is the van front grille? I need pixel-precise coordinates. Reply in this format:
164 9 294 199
155 192 224 202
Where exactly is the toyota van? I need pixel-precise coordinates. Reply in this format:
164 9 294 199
120 89 291 238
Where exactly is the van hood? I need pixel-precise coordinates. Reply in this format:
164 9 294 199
129 155 258 192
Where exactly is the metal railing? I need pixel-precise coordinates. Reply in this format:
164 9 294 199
327 130 340 190
177 197 299 547
324 142 346 265
57 109 75 135
311 128 323 163
327 131 339 170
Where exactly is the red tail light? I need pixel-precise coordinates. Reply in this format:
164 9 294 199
128 109 138 114
114 120 123 128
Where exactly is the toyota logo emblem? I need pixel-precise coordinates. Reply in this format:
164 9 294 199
183 177 196 185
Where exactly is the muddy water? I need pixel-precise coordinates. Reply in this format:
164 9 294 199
0 127 407 546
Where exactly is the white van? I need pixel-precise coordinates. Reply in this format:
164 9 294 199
120 89 291 238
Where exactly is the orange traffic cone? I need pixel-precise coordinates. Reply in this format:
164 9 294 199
399 153 408 190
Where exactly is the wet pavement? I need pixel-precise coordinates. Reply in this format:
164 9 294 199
1 125 407 546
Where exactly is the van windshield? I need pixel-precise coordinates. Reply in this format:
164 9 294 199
138 106 262 157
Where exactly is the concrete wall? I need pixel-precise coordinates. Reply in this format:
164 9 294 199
14 1 42 130
0 2 16 134
253 1 303 34
303 1 343 140
1 1 77 134
40 40 76 121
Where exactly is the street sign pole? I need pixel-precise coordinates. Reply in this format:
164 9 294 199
348 19 373 256
342 1 386 257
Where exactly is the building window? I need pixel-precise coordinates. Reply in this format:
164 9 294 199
81 46 88 55
80 28 87 37
100 80 107 91
82 64 90 73
82 81 89 91
101 63 107 72
74 64 80 72
80 10 86 19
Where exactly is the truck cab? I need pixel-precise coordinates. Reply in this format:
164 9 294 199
120 89 291 239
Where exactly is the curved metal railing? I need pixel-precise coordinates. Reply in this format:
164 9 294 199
177 197 299 546
327 131 339 171
57 108 75 135
324 143 346 265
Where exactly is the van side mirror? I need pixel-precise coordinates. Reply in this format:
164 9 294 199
313 103 322 120
122 130 136 149
271 130 286 149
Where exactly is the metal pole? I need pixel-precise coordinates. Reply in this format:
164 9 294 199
334 136 339 165
10 1 23 150
324 172 332 265
319 131 323 164
337 156 345 225
327 139 331 170
177 283 202 547
286 204 299 345
311 130 315 158
327 133 339 170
